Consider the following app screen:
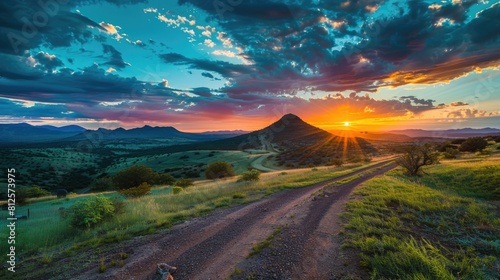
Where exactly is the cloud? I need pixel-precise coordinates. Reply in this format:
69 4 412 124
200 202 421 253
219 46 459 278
102 44 130 69
33 52 64 71
100 22 119 34
212 50 236 58
190 87 212 97
204 39 215 48
174 0 500 95
201 72 214 79
450 101 469 107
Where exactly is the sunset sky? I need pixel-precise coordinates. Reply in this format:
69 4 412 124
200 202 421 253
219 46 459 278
0 0 499 132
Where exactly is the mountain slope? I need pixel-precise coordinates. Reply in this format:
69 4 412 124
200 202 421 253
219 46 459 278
63 125 239 142
0 123 85 143
130 114 377 167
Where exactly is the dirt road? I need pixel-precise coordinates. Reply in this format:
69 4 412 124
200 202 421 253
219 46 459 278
77 161 396 280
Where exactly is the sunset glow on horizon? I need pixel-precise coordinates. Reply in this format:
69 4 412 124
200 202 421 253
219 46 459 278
0 0 499 132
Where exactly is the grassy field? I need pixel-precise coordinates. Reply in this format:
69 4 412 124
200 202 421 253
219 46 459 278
0 161 381 278
342 151 500 279
103 150 264 178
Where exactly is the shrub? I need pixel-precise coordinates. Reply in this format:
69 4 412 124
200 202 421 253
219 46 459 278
331 158 344 167
119 182 151 198
111 199 126 214
56 189 68 198
175 178 194 188
69 196 115 229
459 137 488 152
205 161 235 179
238 170 261 182
172 187 183 194
155 173 175 185
90 177 116 192
442 147 459 159
113 165 158 190
25 185 51 198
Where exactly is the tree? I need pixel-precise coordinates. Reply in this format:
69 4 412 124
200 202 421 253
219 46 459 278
155 173 175 185
205 161 235 179
56 189 68 198
113 165 158 190
459 137 488 152
396 144 439 176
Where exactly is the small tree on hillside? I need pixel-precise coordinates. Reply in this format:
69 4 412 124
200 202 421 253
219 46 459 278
396 144 439 176
459 137 488 152
205 161 235 179
113 165 158 190
155 173 175 185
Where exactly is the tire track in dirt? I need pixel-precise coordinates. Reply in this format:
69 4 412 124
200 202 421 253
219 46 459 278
74 161 394 280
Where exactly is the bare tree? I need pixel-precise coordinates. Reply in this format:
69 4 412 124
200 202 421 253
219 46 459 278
396 144 439 176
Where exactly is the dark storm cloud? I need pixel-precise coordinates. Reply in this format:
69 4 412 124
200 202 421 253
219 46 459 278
174 0 500 95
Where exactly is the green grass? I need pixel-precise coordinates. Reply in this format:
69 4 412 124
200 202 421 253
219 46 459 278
249 227 282 257
342 155 500 279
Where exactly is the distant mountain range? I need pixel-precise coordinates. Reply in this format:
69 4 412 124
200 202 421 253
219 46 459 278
1 121 498 145
388 128 500 138
0 123 86 143
0 123 245 144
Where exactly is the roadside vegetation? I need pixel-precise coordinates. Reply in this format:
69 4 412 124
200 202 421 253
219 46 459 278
342 144 500 279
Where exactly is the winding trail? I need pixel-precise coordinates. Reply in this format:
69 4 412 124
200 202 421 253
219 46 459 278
74 161 396 280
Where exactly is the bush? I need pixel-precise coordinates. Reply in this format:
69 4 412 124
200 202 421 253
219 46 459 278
442 147 459 159
172 187 183 194
238 170 261 182
69 196 115 229
111 199 126 214
56 189 68 198
155 173 175 185
113 165 158 190
459 137 488 152
90 177 116 192
205 161 235 179
119 182 151 198
175 178 194 188
331 158 344 167
25 186 51 198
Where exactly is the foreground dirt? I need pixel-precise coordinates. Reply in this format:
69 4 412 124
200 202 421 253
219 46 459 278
68 161 396 280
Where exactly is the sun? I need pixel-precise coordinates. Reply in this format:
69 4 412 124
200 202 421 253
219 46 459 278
344 122 350 127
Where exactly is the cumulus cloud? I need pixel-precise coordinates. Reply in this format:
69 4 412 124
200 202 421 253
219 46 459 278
204 39 216 48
